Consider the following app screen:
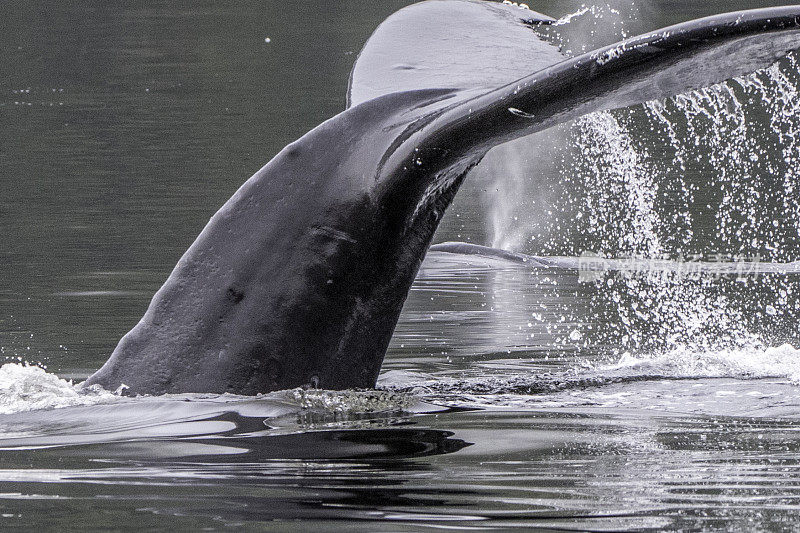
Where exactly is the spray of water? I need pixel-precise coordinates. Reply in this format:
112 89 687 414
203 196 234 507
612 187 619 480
0 363 117 414
480 3 800 357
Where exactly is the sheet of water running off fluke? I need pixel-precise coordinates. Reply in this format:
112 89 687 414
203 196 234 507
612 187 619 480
2 0 800 530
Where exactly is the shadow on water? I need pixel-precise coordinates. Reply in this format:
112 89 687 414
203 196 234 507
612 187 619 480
68 424 473 463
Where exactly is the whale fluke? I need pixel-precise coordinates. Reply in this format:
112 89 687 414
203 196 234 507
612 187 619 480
347 0 563 107
84 1 800 395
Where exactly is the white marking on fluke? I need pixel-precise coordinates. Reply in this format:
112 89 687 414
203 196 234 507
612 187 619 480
508 107 536 118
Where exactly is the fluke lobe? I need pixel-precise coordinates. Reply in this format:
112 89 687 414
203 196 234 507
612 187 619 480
84 0 800 395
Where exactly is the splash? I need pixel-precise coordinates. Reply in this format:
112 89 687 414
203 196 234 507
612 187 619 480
478 8 800 355
611 343 800 383
539 2 642 55
379 344 800 403
571 111 662 258
479 1 650 252
0 363 117 414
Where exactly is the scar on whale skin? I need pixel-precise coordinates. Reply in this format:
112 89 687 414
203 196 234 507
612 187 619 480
83 0 800 395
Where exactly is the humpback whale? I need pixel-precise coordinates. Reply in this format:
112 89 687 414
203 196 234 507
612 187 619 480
84 0 800 395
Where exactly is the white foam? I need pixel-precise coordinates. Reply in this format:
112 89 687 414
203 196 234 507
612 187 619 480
0 363 118 414
609 344 800 383
282 388 416 414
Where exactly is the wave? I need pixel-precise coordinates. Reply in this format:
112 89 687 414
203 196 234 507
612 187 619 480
1 344 798 416
378 344 800 398
609 343 800 382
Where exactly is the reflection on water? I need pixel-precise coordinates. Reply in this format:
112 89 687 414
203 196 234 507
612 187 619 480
2 401 800 530
3 0 800 530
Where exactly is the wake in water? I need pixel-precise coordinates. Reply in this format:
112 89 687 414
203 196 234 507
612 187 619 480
380 342 800 395
3 341 800 419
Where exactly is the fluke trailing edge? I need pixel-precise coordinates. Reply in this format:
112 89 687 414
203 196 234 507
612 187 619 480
84 0 800 395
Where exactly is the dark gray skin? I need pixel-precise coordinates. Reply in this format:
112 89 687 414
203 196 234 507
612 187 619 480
84 1 800 395
86 89 474 395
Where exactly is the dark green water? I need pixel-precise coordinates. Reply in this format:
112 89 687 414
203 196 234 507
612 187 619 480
2 1 800 530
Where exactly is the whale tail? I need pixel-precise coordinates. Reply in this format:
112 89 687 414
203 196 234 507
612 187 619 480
351 1 800 186
85 1 800 395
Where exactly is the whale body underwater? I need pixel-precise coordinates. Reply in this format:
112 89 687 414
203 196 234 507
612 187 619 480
83 0 800 396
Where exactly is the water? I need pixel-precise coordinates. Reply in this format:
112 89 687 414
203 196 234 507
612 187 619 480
2 0 800 529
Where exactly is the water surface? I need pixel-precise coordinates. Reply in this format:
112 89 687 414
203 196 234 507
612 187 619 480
2 0 800 530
